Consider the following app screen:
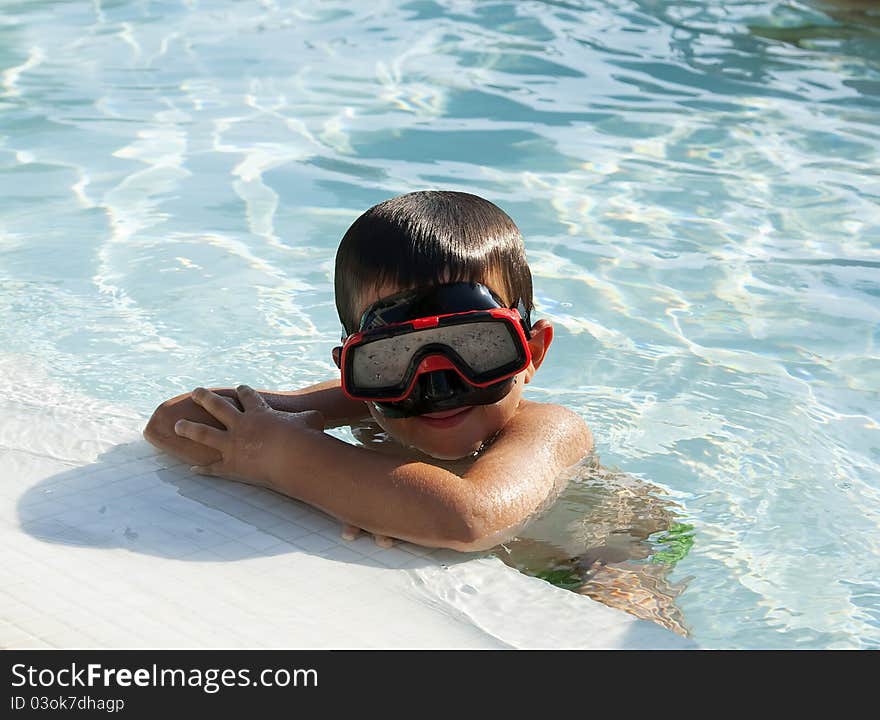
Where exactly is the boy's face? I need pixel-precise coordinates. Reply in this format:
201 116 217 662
346 271 552 460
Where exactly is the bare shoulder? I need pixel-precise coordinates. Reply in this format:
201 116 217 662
491 399 595 466
459 399 596 536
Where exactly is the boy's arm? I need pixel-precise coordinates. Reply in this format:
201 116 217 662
143 379 369 467
175 388 593 551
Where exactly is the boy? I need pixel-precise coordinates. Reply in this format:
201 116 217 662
143 191 594 552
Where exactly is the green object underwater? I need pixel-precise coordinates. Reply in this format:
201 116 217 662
650 523 695 566
534 568 584 591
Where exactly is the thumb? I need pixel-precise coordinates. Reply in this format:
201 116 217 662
341 524 361 541
190 462 222 477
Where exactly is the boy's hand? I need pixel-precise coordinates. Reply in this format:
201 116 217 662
174 386 392 546
173 385 324 487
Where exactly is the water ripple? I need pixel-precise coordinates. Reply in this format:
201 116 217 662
1 0 878 648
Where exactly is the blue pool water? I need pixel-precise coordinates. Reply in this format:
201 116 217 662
1 0 878 648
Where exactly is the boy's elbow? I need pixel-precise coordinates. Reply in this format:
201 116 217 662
433 494 513 553
438 515 486 553
442 513 516 553
442 532 500 553
406 487 483 552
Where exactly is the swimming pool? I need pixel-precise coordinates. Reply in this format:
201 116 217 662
1 0 877 649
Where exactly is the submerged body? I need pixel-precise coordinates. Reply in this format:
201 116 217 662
349 418 691 636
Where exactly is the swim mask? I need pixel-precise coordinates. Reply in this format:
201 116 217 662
332 282 532 419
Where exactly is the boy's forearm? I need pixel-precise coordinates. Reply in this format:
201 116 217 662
143 379 368 465
247 380 369 428
263 426 478 549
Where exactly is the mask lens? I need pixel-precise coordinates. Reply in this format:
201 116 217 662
348 318 521 393
349 334 413 390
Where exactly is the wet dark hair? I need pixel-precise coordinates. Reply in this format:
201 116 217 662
334 191 533 335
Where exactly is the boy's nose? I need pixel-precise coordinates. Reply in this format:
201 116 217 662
420 370 457 400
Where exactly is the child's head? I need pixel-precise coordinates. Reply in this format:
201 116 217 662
333 190 553 460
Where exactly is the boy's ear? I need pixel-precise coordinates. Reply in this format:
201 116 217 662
525 320 553 381
331 346 342 369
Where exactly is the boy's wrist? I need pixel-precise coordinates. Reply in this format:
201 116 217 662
258 410 325 492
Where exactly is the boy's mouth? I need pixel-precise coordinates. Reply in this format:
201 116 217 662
415 406 474 427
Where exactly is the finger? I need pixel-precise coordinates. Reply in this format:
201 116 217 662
373 534 394 549
174 418 227 448
341 524 361 541
190 462 222 477
191 387 240 427
236 384 269 412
